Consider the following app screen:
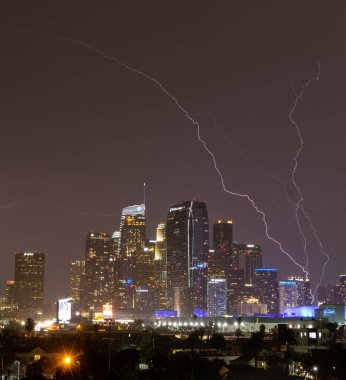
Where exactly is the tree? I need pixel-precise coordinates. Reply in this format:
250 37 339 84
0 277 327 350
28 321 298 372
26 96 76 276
24 318 35 335
259 324 266 337
24 362 45 380
244 332 265 369
209 333 226 350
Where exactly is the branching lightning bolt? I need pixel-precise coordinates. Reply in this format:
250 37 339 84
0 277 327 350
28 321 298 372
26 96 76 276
289 62 330 296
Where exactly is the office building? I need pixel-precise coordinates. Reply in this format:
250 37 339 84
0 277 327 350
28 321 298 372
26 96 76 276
166 201 209 316
154 222 168 310
86 232 111 257
317 284 335 305
84 232 114 315
287 276 312 306
254 268 279 314
334 275 346 304
207 277 227 317
236 243 262 285
69 260 85 316
14 252 45 316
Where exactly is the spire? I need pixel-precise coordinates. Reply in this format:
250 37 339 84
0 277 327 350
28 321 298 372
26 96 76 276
143 181 146 214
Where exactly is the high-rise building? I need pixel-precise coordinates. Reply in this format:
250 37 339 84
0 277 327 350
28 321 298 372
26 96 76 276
279 281 299 313
14 252 45 316
287 276 312 306
207 277 227 317
110 231 121 257
227 268 245 315
133 240 156 314
254 268 279 314
86 232 111 257
213 220 233 250
236 244 263 285
166 201 209 316
119 204 146 282
209 220 233 278
154 222 168 310
334 275 346 304
69 260 85 316
5 280 16 304
83 232 114 315
317 284 335 305
113 204 146 311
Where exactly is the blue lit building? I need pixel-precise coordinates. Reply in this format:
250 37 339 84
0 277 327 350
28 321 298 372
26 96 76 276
279 280 299 313
207 277 227 317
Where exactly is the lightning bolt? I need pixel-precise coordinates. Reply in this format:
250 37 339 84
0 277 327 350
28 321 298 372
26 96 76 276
198 112 308 257
289 62 330 296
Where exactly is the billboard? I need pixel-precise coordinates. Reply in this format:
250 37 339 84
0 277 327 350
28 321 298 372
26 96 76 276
58 298 72 324
103 303 113 319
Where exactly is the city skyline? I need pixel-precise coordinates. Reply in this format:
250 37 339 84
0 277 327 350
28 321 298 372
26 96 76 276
1 2 346 304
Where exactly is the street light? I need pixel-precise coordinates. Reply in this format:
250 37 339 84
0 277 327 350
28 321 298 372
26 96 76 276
312 366 318 380
64 356 71 365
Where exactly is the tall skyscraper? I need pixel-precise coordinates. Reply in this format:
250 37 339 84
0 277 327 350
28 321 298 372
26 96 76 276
213 220 233 250
69 260 85 316
236 244 263 285
209 220 233 277
119 204 146 282
134 240 156 314
154 222 168 310
14 252 45 316
84 232 114 315
166 201 209 316
110 231 121 256
254 268 279 314
5 280 15 304
114 204 146 311
334 275 346 304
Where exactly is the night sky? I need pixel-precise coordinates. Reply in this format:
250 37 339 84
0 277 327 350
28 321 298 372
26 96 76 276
1 2 346 302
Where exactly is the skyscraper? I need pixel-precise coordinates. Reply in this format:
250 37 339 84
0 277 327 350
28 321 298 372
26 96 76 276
166 201 209 316
236 243 263 285
207 277 227 317
287 276 312 306
213 220 233 250
14 252 45 316
86 232 111 257
254 268 279 314
154 222 168 310
84 232 114 315
69 260 85 316
334 275 346 304
119 204 146 282
134 240 156 314
209 220 233 277
114 204 146 311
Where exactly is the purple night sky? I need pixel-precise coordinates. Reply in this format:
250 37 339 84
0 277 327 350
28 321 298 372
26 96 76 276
1 2 346 302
